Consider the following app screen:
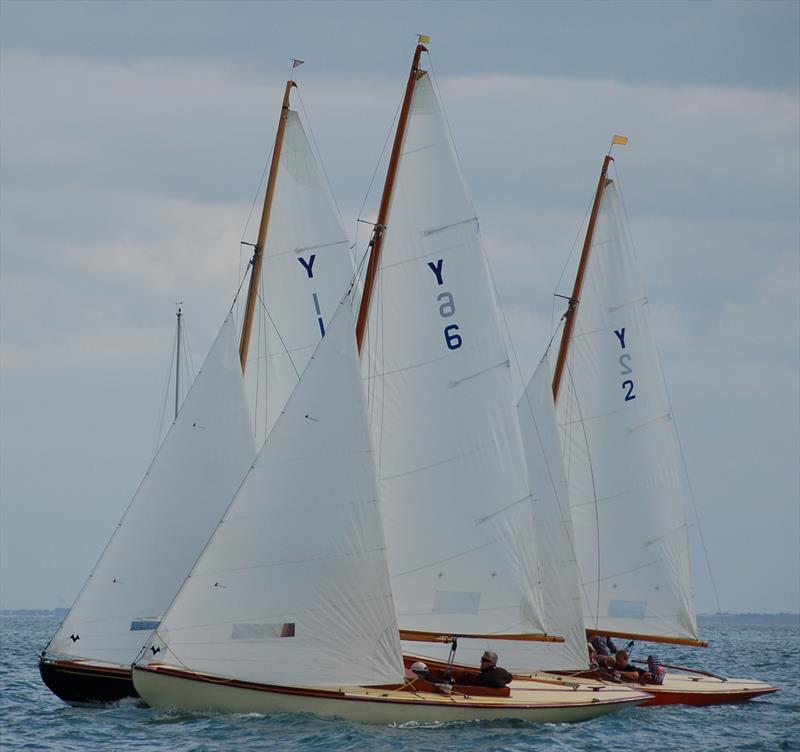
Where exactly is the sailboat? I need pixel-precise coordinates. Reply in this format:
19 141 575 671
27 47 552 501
39 77 356 706
39 311 257 706
549 149 779 705
132 42 650 723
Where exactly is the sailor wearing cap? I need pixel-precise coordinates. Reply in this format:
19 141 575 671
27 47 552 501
472 650 513 688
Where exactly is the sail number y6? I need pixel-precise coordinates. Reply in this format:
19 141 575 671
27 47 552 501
428 258 462 350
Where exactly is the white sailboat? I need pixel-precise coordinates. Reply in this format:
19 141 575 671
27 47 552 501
39 312 257 705
550 150 778 704
39 77 355 706
132 42 650 723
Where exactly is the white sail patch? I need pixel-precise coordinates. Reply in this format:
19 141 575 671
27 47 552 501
607 600 647 619
432 591 482 615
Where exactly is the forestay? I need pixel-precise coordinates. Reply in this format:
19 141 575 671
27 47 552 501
361 72 546 644
245 109 354 445
555 181 699 642
48 315 257 665
141 301 404 687
515 356 589 670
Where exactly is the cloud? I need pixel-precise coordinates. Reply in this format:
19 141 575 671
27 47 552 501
1 49 797 612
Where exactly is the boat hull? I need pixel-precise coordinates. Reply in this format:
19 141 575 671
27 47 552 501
636 673 779 706
547 669 778 707
133 665 649 724
39 657 139 707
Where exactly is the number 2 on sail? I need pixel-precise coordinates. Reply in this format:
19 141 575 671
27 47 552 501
614 327 636 401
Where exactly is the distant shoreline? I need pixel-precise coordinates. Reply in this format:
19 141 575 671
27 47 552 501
2 608 798 626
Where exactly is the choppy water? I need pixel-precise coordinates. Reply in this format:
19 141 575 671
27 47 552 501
2 617 798 751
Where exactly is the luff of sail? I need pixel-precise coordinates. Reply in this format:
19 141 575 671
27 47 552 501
243 104 354 446
554 178 700 644
515 355 589 670
46 314 257 667
360 68 549 654
138 300 405 687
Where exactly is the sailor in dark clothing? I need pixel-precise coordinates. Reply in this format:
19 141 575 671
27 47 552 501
590 635 617 657
471 650 513 688
613 650 653 682
590 635 618 669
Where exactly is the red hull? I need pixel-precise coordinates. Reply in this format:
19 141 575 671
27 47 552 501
640 685 780 706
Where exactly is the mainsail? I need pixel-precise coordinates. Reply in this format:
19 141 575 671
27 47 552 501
554 177 700 644
47 314 257 665
516 356 589 670
360 68 548 655
244 107 354 445
140 300 405 687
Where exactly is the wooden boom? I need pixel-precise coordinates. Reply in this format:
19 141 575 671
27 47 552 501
400 629 565 644
586 627 708 648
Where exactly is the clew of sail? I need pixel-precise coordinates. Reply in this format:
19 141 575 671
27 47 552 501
515 355 589 670
139 299 405 687
361 70 547 651
246 108 354 445
48 314 258 665
555 180 699 643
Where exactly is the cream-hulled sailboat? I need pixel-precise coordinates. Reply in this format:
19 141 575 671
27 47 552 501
132 42 650 724
549 148 778 705
39 76 356 706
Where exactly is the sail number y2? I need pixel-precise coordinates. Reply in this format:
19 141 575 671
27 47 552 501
298 254 326 337
428 259 462 350
615 327 636 402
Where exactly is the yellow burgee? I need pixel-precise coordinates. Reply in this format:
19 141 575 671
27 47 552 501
612 134 629 145
418 34 431 44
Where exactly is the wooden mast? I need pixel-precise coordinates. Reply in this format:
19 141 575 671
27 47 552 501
551 153 614 402
355 43 427 353
239 79 297 373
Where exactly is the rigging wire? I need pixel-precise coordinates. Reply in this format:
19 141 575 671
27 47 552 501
236 135 275 333
550 194 594 337
152 322 177 456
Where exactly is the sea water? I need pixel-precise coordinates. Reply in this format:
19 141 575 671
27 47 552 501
2 616 798 751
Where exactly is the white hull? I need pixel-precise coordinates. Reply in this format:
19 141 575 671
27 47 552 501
133 666 649 724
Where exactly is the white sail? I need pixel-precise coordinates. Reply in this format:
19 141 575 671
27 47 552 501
48 314 257 665
555 180 699 642
362 72 546 643
516 356 589 670
246 109 354 445
140 300 405 687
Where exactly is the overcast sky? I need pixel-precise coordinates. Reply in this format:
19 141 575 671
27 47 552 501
1 0 798 615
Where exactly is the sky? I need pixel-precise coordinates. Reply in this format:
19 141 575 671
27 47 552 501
1 0 798 615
